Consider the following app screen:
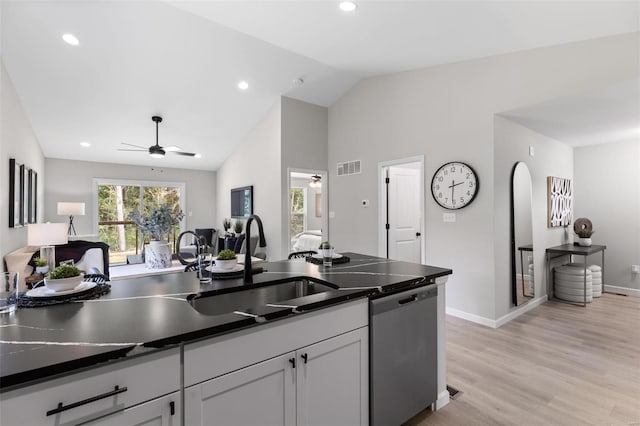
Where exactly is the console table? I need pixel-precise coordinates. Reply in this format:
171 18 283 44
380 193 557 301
546 243 606 307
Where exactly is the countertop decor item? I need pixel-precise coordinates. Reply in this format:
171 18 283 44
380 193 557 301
215 249 238 271
34 257 49 274
431 162 478 210
574 217 594 247
45 264 83 292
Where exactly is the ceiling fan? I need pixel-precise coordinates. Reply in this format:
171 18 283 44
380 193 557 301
118 116 197 158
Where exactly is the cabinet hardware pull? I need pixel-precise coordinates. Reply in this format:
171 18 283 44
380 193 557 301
301 353 308 364
398 295 418 305
169 401 175 416
46 385 128 416
289 357 296 368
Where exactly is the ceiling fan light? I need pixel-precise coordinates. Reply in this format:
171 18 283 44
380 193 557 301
309 174 322 188
149 145 166 158
150 152 165 158
164 146 181 152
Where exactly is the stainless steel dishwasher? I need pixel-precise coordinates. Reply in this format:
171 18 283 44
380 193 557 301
370 285 438 426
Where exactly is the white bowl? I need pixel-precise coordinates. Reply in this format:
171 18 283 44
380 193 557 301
215 258 238 271
44 275 84 292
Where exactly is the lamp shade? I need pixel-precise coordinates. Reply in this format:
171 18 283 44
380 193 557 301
27 223 69 246
57 202 85 216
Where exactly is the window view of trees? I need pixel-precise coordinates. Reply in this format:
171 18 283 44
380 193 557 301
98 183 182 265
290 187 306 238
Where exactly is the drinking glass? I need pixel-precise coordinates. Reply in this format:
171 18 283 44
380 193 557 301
322 246 334 266
198 254 212 284
1 272 19 314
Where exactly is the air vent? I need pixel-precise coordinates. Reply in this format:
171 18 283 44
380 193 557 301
337 160 361 176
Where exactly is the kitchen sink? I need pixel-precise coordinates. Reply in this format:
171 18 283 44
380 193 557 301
188 279 336 316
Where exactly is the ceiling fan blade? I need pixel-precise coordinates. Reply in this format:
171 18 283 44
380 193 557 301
164 146 181 152
117 149 146 152
172 151 196 157
121 142 147 149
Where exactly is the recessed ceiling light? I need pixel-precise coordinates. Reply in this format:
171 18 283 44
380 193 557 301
339 1 357 12
237 81 249 91
62 33 80 46
79 141 91 147
194 154 202 159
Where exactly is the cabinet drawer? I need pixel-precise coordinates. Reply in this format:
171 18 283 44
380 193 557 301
0 348 179 426
184 299 368 387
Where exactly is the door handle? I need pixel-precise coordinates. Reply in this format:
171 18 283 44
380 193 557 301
398 294 418 305
46 386 128 416
169 401 175 416
301 353 308 364
416 232 421 237
289 357 296 369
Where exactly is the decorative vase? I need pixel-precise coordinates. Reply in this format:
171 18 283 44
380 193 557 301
215 258 238 271
145 240 172 269
35 266 49 275
577 237 592 247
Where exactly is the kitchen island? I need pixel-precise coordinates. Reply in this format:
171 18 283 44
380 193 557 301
0 253 452 425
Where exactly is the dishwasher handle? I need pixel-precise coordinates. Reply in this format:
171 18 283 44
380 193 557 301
371 285 437 315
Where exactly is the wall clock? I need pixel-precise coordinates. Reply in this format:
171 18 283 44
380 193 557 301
431 162 479 210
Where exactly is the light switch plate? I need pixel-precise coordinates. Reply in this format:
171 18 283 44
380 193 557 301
529 146 535 157
329 211 335 219
443 213 456 223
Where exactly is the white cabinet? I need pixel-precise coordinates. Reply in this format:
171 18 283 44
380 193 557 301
296 328 368 426
185 353 296 426
185 327 368 426
83 392 180 426
0 349 180 426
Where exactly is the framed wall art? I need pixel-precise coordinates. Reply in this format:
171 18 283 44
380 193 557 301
9 159 21 228
547 176 572 227
21 165 29 226
28 169 37 223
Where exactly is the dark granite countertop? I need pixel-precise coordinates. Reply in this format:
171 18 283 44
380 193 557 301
0 253 451 390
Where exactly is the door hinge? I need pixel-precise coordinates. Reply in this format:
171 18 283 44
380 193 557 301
385 177 390 184
385 223 390 230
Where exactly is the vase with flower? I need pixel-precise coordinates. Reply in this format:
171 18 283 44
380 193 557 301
129 204 185 269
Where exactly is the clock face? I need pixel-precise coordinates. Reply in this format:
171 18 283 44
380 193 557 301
431 162 479 210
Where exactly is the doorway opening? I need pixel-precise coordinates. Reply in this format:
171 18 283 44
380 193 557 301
287 168 328 255
378 156 425 263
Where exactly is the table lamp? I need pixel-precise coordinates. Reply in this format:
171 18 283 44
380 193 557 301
57 202 85 235
27 223 69 272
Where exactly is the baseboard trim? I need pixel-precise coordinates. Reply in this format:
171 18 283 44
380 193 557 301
604 285 640 297
435 389 450 410
446 295 548 329
445 307 497 328
495 295 547 328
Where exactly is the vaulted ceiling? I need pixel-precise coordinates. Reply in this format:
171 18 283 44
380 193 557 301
2 1 638 170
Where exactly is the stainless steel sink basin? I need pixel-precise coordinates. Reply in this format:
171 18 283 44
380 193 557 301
188 279 336 316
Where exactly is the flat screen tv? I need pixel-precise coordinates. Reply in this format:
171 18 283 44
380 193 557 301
231 185 253 218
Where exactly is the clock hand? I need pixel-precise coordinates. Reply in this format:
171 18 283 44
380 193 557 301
451 180 454 202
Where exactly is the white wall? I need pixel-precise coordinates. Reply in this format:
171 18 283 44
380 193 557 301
44 159 216 236
216 100 282 260
0 60 45 259
280 97 328 258
494 117 573 319
328 33 637 323
574 140 640 291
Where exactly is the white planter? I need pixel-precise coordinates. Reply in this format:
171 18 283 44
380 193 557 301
215 258 238 271
35 266 49 275
145 241 172 269
577 237 592 247
44 275 83 292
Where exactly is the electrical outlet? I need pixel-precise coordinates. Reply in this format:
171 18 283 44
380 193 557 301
443 213 456 223
632 265 640 274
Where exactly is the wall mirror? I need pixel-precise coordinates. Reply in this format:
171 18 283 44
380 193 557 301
511 162 534 305
288 169 328 255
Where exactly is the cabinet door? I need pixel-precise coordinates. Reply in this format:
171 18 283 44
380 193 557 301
296 327 369 426
184 353 296 426
82 392 180 426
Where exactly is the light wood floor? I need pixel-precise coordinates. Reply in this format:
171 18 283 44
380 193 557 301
406 293 640 426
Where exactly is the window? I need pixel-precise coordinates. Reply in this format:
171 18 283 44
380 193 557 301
290 187 307 238
94 179 185 265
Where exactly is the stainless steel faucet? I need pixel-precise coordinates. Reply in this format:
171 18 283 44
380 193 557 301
244 215 267 283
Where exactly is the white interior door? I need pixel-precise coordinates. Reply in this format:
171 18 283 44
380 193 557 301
387 165 421 263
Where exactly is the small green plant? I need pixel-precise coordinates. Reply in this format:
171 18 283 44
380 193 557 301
217 249 237 260
35 257 48 267
319 241 331 250
576 228 594 238
49 264 81 280
233 220 244 234
223 218 232 231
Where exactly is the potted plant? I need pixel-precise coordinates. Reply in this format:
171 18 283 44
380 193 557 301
35 257 49 275
215 249 238 271
233 220 244 235
45 264 83 292
129 204 185 269
574 218 594 247
222 218 232 236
